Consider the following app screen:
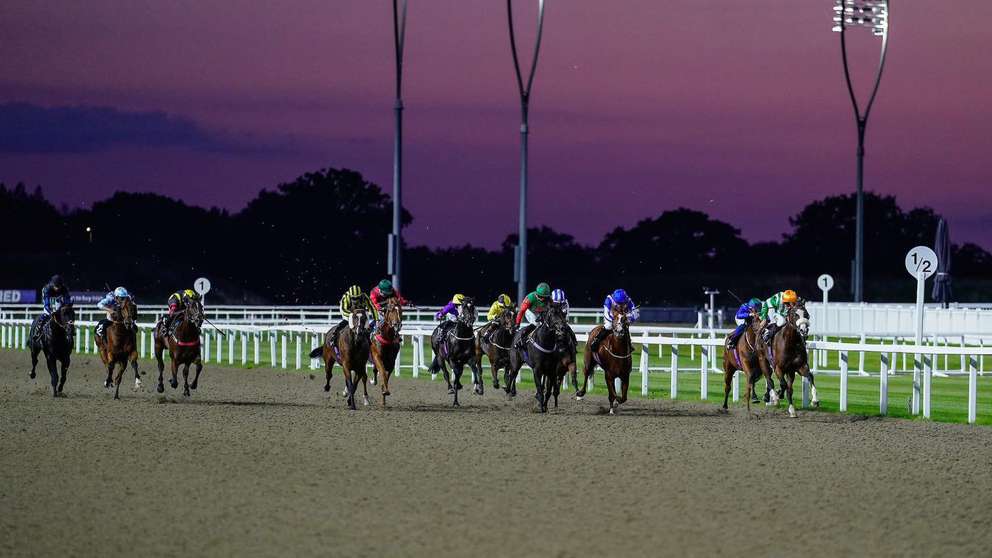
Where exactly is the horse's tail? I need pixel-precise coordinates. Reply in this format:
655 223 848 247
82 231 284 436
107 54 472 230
308 346 323 359
429 353 441 374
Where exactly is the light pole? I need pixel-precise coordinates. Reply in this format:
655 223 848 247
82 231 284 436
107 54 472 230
389 0 408 291
832 0 890 302
507 0 546 303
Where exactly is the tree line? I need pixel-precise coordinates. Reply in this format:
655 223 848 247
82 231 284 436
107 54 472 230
1 167 989 306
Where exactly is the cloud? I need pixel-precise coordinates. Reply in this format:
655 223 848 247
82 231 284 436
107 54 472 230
0 102 270 154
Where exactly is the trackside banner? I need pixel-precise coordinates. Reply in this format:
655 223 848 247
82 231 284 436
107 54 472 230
70 291 106 304
0 290 37 304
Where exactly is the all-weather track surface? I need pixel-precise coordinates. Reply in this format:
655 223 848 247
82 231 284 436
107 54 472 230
1 349 990 558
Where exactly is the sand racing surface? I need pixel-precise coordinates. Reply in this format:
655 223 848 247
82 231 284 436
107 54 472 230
2 348 991 557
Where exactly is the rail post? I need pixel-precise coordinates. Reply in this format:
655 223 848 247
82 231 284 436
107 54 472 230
640 331 649 396
840 350 849 412
699 343 708 400
880 352 889 415
670 345 678 399
968 354 978 424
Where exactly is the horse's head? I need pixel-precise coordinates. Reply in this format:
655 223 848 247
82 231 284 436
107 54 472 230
458 298 477 326
119 297 137 328
789 299 810 338
498 306 516 330
545 303 568 338
381 299 403 335
185 299 204 328
350 306 370 333
611 304 631 339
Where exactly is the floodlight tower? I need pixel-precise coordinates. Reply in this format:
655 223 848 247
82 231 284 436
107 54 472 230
832 0 890 302
389 0 408 291
507 0 546 303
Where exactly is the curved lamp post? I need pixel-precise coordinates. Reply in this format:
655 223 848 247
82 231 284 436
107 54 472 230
833 0 890 302
389 0 408 290
507 0 546 303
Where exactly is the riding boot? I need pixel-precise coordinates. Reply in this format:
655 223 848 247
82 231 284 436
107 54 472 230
330 320 347 346
515 325 534 350
762 323 780 343
589 327 610 351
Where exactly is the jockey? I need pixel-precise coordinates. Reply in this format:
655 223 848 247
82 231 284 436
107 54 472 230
486 294 515 322
480 294 515 343
97 287 133 319
726 297 762 350
330 285 377 345
436 293 466 322
96 287 134 340
35 274 72 341
370 279 408 314
759 289 799 342
163 289 199 333
589 288 638 351
550 288 570 317
514 282 552 349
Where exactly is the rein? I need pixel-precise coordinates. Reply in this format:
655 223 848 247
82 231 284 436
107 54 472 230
602 330 633 359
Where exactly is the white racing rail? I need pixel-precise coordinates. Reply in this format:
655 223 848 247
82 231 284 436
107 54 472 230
2 318 989 424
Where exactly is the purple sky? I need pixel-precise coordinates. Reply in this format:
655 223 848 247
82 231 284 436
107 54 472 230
1 1 990 249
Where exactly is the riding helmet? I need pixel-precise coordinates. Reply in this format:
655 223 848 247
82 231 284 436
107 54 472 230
612 289 629 304
347 285 363 298
783 290 798 303
452 293 466 305
497 294 513 306
536 283 551 298
114 286 129 298
183 289 198 300
551 288 566 304
51 274 64 287
748 297 762 308
378 279 394 295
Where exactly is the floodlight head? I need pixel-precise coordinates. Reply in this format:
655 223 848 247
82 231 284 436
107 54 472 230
832 0 888 36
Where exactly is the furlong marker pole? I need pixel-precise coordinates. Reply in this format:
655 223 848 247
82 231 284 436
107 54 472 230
507 0 545 303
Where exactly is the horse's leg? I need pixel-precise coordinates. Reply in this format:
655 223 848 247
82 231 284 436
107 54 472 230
58 356 70 394
155 339 166 393
130 350 141 391
785 371 797 418
722 356 734 410
605 371 618 414
451 364 462 407
30 344 39 379
472 357 484 396
190 357 204 391
104 359 115 389
534 368 546 412
323 353 334 392
113 361 124 400
490 351 501 390
169 353 179 390
576 348 595 399
800 364 819 407
342 366 356 410
45 355 59 397
371 348 389 406
360 366 371 407
619 369 630 405
182 362 191 397
765 358 781 406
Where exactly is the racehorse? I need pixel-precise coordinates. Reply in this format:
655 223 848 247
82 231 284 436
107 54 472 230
577 305 634 415
722 305 778 414
95 297 141 399
29 303 76 397
476 306 516 390
370 299 403 407
761 298 818 417
155 298 204 397
430 297 483 407
311 306 372 410
507 304 571 412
